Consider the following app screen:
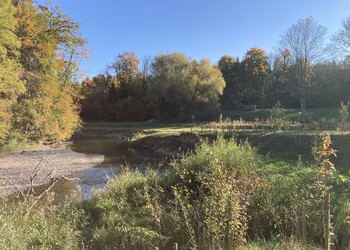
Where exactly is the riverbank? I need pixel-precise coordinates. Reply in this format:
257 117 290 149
130 132 199 156
0 149 104 196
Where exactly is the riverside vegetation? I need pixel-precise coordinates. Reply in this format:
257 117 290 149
0 133 349 249
1 1 350 249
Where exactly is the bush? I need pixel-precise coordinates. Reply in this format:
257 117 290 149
269 102 287 130
248 161 323 242
84 169 165 249
338 101 349 130
169 134 261 249
83 135 261 249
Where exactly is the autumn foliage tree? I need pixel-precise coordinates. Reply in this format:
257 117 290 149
0 0 25 143
0 0 86 145
11 1 86 142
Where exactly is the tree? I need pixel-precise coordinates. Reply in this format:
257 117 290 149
218 55 240 109
0 0 25 143
309 61 350 107
13 1 85 142
148 52 192 120
188 59 225 112
240 47 270 107
80 75 111 121
110 51 140 99
332 17 350 62
277 17 327 122
148 52 225 121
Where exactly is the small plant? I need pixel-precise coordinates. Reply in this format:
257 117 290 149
269 101 286 130
338 101 349 131
319 117 327 130
315 132 337 250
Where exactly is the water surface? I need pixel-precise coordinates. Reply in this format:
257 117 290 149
35 138 158 203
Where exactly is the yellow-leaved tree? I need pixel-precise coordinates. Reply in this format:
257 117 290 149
0 0 25 144
12 1 86 142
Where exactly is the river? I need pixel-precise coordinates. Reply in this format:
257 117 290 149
33 138 158 204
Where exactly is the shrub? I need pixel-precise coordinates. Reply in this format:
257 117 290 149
248 161 323 243
84 169 165 249
169 134 261 249
83 135 261 249
269 101 287 130
338 101 349 130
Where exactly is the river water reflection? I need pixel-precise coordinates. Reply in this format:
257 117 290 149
35 138 159 203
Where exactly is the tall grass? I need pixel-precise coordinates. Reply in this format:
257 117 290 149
0 195 85 249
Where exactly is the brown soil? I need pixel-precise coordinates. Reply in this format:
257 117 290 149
130 132 199 155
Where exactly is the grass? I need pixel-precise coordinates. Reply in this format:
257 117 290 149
77 121 195 139
0 139 42 153
76 107 350 172
78 107 342 140
222 107 339 122
239 239 322 250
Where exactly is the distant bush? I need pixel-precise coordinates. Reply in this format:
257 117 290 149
269 101 287 130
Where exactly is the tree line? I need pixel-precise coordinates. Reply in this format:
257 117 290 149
1 0 350 145
80 52 225 122
80 17 350 123
0 0 86 145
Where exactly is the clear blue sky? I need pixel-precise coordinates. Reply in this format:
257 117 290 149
36 0 350 78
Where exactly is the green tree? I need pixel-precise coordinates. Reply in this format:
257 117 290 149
269 50 297 107
188 59 225 113
218 55 241 109
277 17 327 122
149 52 225 121
110 51 140 99
0 0 25 143
309 61 350 107
148 52 192 120
240 47 270 107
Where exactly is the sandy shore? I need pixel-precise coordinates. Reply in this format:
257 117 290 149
0 149 104 196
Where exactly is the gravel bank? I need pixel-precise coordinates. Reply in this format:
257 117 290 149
0 149 104 196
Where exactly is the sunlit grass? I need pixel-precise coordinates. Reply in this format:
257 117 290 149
0 139 42 153
222 107 338 122
239 239 322 250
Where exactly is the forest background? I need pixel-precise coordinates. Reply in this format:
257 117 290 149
1 0 350 145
